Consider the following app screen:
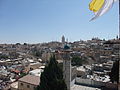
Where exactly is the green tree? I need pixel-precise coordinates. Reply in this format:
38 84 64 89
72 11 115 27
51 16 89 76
109 60 119 83
35 51 42 57
0 55 8 59
71 56 85 66
37 55 67 90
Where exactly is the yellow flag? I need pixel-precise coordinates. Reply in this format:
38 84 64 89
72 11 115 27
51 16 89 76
89 0 105 12
89 0 116 21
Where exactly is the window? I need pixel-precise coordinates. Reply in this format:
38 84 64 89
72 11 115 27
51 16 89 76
27 85 30 88
34 86 36 89
21 83 23 86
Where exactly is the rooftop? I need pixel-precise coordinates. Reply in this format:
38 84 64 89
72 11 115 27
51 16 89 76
29 69 43 76
71 84 101 90
19 75 40 86
10 82 18 89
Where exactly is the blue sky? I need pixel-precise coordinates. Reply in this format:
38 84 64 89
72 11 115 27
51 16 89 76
0 0 119 43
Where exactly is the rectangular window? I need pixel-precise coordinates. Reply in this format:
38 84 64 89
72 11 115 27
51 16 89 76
27 85 30 88
21 83 23 86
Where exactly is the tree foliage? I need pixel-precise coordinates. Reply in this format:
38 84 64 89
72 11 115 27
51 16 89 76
109 60 119 83
37 55 67 90
33 51 42 57
71 56 85 66
0 55 8 59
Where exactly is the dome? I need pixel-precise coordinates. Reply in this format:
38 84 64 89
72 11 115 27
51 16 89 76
64 44 70 50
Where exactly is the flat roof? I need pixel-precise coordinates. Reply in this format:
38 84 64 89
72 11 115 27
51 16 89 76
11 82 18 89
19 75 40 86
71 84 101 90
29 69 43 76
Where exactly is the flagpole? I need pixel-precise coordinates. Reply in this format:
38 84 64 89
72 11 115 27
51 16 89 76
119 0 120 39
118 1 120 90
119 1 120 90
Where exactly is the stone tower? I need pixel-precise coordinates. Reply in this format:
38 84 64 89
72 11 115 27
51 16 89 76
62 35 65 43
62 45 71 90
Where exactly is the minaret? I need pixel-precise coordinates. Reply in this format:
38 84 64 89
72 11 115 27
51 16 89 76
62 45 71 90
62 35 65 43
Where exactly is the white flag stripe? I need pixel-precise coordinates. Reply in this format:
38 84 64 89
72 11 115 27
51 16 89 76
90 0 114 21
114 0 118 2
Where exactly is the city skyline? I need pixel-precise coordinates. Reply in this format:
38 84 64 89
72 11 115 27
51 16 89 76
0 0 119 44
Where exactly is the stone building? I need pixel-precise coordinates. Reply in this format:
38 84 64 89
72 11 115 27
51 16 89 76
18 75 40 90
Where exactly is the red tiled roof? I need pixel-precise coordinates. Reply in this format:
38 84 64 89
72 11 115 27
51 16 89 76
11 69 20 73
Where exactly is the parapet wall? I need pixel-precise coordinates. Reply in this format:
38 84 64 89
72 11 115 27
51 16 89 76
75 78 117 89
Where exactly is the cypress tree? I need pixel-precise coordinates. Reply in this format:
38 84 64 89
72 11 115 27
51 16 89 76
37 55 67 90
109 60 119 83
